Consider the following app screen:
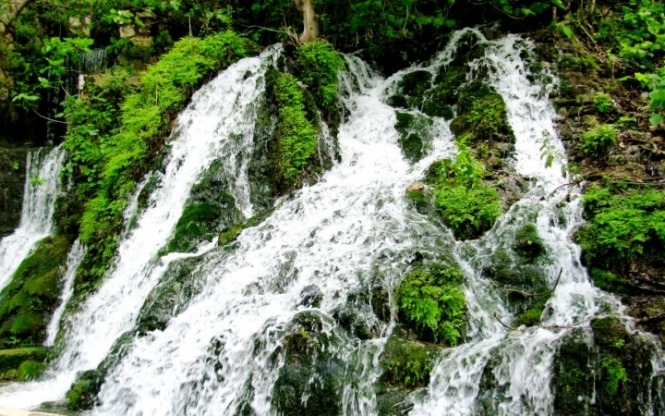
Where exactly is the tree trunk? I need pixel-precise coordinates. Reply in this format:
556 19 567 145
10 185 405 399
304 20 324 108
294 0 318 43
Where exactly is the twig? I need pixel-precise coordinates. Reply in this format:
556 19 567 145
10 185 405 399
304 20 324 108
494 313 518 331
31 108 67 124
490 269 563 298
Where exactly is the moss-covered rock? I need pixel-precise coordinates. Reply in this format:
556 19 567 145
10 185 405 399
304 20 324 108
451 81 515 147
394 111 434 163
0 235 71 347
0 347 48 379
513 223 546 261
66 331 134 411
0 148 29 238
271 312 344 416
137 256 206 334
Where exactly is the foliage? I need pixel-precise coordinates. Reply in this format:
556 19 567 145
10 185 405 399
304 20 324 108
63 31 254 292
66 369 104 410
451 81 515 144
577 186 665 265
267 69 319 184
596 0 665 124
579 121 617 157
17 360 46 380
592 92 613 113
433 144 503 240
396 264 466 345
293 40 345 117
601 357 628 396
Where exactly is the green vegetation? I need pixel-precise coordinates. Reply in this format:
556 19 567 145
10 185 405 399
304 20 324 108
579 121 617 157
432 145 503 240
601 357 628 396
0 236 70 348
293 40 345 121
450 81 515 145
166 203 222 253
592 92 613 113
396 264 466 345
379 335 440 388
394 111 434 162
0 347 48 380
595 0 665 124
577 186 665 264
513 223 546 261
63 32 254 294
266 69 319 184
66 369 104 410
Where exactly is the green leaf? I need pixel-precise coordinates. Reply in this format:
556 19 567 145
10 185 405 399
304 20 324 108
649 113 664 125
551 0 566 9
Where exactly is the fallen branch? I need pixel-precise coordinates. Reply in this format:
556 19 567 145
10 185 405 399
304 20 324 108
490 268 563 298
635 313 665 325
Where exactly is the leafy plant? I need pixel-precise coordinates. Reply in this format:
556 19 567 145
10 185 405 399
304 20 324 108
579 121 617 157
577 186 665 264
602 357 627 396
267 69 318 184
29 175 46 187
396 264 466 346
592 92 613 113
433 142 503 239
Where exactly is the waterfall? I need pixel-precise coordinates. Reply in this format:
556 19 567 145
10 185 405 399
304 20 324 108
0 31 659 415
0 145 65 292
44 240 86 346
0 49 270 409
409 31 623 416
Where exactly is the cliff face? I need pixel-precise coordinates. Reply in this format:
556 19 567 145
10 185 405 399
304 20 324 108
0 148 27 237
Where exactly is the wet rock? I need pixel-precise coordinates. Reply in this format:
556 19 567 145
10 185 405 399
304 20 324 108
406 182 425 193
0 148 28 237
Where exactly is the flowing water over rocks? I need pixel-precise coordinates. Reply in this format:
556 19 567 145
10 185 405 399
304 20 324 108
0 30 663 415
0 145 65 292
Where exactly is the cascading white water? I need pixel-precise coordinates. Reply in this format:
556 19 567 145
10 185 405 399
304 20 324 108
0 50 269 409
44 240 86 346
88 50 459 415
0 30 657 415
0 145 65 292
409 31 625 416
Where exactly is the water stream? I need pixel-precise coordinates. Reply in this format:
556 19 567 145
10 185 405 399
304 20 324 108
0 145 65 292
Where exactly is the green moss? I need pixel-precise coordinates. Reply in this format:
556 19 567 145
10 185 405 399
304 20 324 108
514 298 546 327
379 335 440 388
589 268 629 294
17 359 46 380
451 81 515 145
435 184 502 240
394 111 434 162
593 92 614 113
396 263 466 345
266 69 319 185
513 223 546 261
0 235 70 347
218 223 243 246
293 40 345 124
552 329 596 415
0 347 47 374
68 31 256 295
272 312 344 416
66 369 104 411
165 203 222 254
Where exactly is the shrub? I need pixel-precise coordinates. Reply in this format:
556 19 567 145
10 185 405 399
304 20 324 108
579 122 617 157
577 186 665 264
592 92 613 113
396 264 466 345
293 40 345 116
